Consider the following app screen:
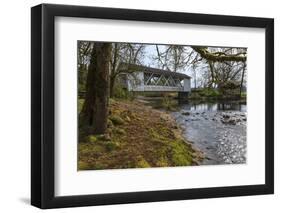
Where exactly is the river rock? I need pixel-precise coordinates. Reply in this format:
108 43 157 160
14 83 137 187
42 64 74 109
225 159 232 164
223 114 230 119
221 117 238 125
182 111 190 116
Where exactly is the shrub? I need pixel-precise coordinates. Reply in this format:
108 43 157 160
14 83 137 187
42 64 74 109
199 88 220 97
189 92 201 100
113 85 135 100
161 95 177 111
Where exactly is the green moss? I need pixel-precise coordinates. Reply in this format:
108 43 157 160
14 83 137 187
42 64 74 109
170 140 192 166
109 115 125 125
114 127 126 135
156 156 169 167
136 156 150 168
78 161 91 170
107 119 114 128
78 99 85 113
87 135 97 143
148 127 193 167
149 127 173 141
96 134 111 141
79 143 105 155
105 141 121 151
79 161 107 170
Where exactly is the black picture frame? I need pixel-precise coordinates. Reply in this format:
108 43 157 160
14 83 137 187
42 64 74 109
31 3 274 209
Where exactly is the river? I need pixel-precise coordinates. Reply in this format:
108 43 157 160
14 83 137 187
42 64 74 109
173 101 247 165
142 97 247 165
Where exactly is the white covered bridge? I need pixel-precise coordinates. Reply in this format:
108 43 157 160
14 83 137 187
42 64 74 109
117 64 191 97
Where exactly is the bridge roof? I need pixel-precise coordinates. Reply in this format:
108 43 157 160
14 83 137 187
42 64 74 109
119 63 191 79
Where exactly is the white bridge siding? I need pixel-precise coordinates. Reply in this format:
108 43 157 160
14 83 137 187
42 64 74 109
124 71 191 93
184 78 191 92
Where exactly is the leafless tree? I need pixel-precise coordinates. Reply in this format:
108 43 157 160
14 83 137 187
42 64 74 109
109 43 145 97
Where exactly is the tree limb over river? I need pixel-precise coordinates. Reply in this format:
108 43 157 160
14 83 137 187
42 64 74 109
192 46 247 62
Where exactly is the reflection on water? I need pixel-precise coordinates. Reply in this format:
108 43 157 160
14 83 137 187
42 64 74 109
180 101 246 112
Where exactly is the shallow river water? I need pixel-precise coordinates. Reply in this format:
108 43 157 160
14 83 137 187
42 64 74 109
172 101 247 165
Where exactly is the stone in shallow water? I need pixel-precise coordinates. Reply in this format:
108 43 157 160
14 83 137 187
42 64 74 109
182 111 191 116
225 159 232 164
223 114 230 119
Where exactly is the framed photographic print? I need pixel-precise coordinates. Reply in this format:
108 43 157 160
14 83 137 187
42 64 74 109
31 3 274 209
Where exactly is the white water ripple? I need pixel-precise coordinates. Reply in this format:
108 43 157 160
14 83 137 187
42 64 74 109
173 110 247 165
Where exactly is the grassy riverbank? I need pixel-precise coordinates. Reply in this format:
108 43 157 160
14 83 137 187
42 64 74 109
189 88 246 101
78 99 203 170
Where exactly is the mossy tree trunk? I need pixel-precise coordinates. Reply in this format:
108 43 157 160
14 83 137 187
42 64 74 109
80 43 112 135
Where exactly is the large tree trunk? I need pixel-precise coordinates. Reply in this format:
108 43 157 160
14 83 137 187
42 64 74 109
80 43 112 135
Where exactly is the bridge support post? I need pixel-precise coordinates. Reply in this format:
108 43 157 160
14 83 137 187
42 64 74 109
178 91 189 100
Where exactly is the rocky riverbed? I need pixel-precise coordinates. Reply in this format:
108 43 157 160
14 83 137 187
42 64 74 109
173 108 247 165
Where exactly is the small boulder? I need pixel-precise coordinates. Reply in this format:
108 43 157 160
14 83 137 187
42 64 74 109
107 119 114 128
109 115 125 125
114 128 126 135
